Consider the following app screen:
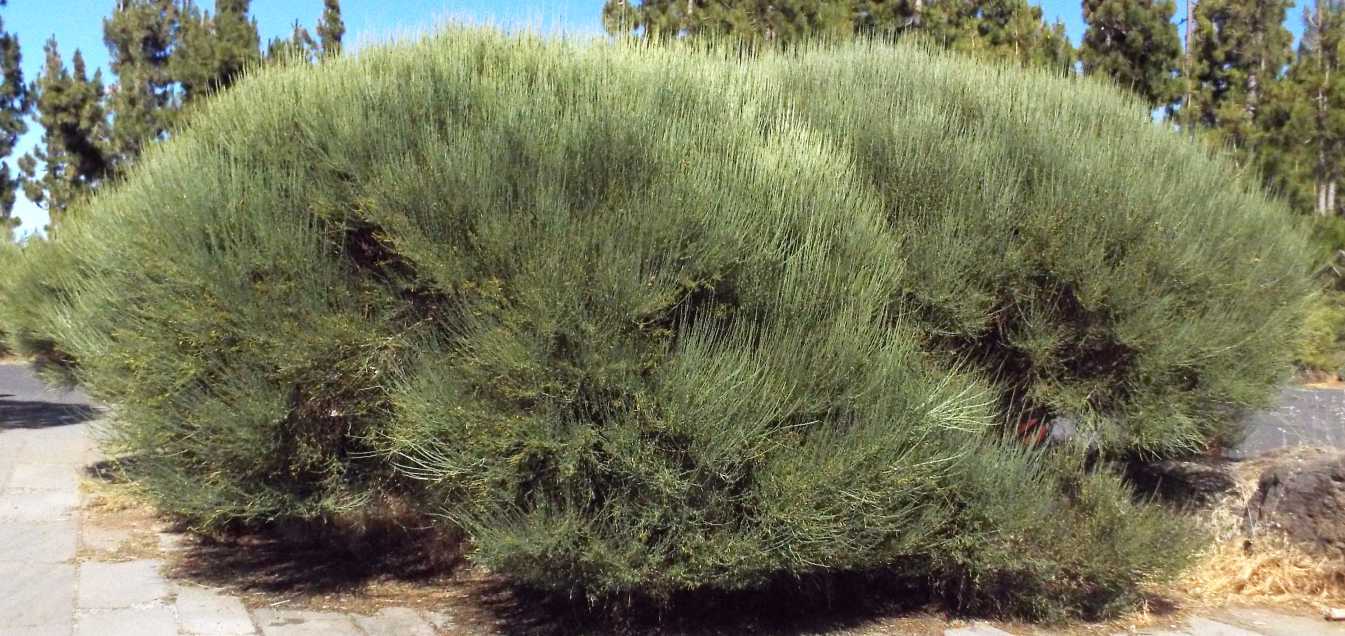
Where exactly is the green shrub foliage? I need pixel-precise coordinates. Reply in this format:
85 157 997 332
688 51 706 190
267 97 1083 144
762 51 1313 456
5 30 1310 616
1297 291 1345 376
0 241 14 357
1300 218 1345 376
0 239 78 372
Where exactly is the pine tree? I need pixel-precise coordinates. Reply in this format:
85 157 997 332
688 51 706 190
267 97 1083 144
18 39 111 227
0 0 27 240
211 0 261 88
967 0 1074 72
1183 0 1294 148
869 0 1072 71
103 0 177 170
1080 0 1183 111
1258 0 1345 216
602 0 1072 72
316 0 344 56
173 0 261 103
1299 0 1345 216
602 0 854 43
1254 77 1314 212
852 0 923 36
266 22 318 64
913 1 979 49
268 0 342 65
173 2 214 101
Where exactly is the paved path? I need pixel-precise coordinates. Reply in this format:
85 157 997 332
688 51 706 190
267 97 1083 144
1 362 1343 635
0 363 453 635
949 611 1345 636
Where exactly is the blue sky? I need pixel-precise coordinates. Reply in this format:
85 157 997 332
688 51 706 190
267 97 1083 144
2 1 1310 238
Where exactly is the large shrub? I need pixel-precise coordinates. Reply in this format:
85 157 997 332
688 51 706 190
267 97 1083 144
9 30 1309 616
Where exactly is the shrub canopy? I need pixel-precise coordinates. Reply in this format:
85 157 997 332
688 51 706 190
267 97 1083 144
1 29 1311 617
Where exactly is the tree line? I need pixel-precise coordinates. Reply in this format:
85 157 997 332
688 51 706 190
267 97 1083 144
606 0 1345 222
3 1 1344 240
0 0 343 239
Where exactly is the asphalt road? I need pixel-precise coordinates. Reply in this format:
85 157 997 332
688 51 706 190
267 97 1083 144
0 362 97 430
1233 385 1345 458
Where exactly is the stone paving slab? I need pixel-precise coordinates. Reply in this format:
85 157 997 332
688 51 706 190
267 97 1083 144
174 584 258 636
0 519 77 563
1102 613 1345 636
77 559 170 609
80 524 132 554
75 606 178 636
3 626 76 636
353 607 439 636
946 624 1015 636
0 561 76 630
0 488 79 521
1183 617 1263 636
1213 607 1345 636
9 462 80 491
3 426 94 463
252 608 363 635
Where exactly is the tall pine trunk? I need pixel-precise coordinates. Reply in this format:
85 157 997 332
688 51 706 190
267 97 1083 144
1184 0 1196 133
1248 4 1268 123
1314 0 1336 216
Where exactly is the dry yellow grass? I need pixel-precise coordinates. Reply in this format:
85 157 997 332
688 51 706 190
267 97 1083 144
80 458 154 514
1173 450 1345 611
1182 536 1345 606
81 477 148 515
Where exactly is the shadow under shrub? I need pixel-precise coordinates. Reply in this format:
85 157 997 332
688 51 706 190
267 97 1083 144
8 29 1311 620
